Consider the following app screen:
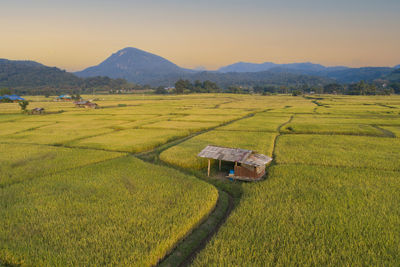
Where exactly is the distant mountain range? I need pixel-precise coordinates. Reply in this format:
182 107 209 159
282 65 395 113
218 61 349 73
75 47 397 85
1 47 399 92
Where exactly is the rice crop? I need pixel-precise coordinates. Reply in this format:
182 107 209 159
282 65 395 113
71 128 191 153
276 134 400 171
0 143 123 187
0 156 218 266
160 130 276 170
281 122 386 136
217 114 290 132
141 120 220 132
193 164 400 266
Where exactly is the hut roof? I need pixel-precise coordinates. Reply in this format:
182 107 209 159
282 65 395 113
242 153 272 167
75 100 89 105
197 145 272 167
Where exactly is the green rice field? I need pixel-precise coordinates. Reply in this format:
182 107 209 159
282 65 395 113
1 94 400 266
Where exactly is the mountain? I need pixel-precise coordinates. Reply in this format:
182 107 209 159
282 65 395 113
75 47 190 84
395 65 400 69
218 62 278 73
323 67 394 83
218 61 348 74
385 68 400 82
0 59 133 94
0 59 81 87
218 61 395 83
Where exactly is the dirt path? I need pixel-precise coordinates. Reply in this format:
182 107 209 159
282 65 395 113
147 112 295 266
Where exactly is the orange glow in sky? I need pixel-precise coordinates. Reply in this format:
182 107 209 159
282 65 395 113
1 0 399 71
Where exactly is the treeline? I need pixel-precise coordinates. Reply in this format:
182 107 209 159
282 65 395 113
6 76 138 96
156 79 399 95
155 79 221 94
251 81 399 95
0 59 138 95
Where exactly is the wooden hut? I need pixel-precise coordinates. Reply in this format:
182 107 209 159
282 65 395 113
55 95 72 101
198 145 272 181
74 101 98 109
30 107 45 115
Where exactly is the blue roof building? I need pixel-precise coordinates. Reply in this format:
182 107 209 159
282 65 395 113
1 94 25 101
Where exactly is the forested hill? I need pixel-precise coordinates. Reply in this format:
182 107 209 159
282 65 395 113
0 59 134 94
75 47 191 84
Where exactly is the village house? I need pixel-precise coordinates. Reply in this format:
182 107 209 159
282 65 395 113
0 94 25 102
55 94 72 101
30 107 45 115
198 145 272 181
74 100 98 109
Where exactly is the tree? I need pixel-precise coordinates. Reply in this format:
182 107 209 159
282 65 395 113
175 79 192 94
292 90 303 96
0 88 11 95
323 83 342 94
19 100 29 112
154 86 167 94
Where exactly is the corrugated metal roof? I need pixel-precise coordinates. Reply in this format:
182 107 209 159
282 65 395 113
198 145 252 162
198 145 272 167
242 153 272 167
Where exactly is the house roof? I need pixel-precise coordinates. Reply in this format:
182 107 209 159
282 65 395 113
2 95 24 101
57 95 71 99
197 145 272 166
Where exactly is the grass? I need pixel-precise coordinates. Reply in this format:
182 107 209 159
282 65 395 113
193 165 400 266
160 130 277 170
276 134 400 171
0 143 123 187
0 156 218 266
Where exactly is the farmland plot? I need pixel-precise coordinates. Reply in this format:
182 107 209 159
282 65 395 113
276 134 400 171
0 157 218 266
217 113 290 132
71 128 191 153
193 165 400 266
0 143 123 187
281 122 386 136
160 130 276 169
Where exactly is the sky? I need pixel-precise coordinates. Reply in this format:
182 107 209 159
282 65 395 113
1 0 399 71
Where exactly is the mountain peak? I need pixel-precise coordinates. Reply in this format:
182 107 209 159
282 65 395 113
75 47 188 84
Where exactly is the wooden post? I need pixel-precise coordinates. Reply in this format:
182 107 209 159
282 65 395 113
207 159 211 177
219 160 221 171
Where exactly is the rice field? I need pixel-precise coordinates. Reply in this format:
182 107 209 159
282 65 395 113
160 130 277 170
0 143 123 187
275 134 400 170
1 94 400 266
0 157 218 266
192 165 400 266
71 128 191 152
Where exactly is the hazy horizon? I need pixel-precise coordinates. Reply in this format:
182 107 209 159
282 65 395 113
1 0 399 72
